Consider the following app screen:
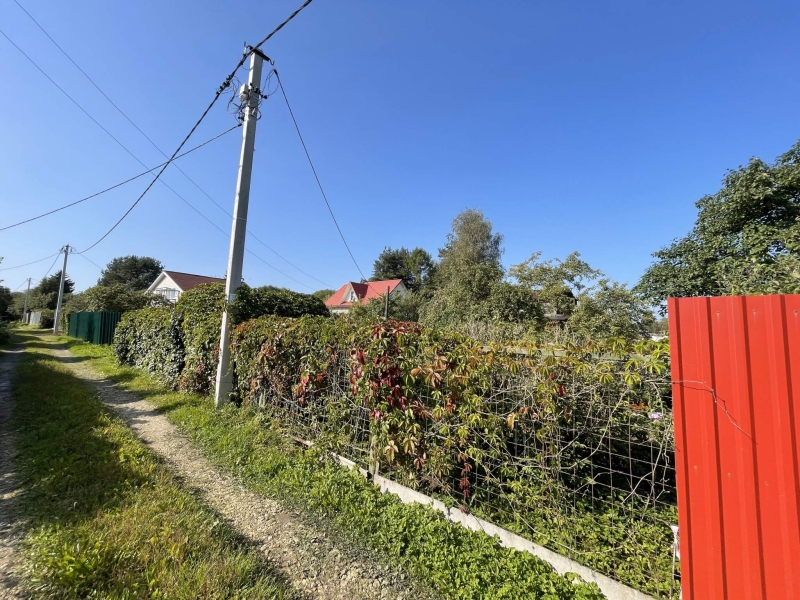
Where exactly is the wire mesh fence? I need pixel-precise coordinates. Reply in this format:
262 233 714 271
237 320 678 598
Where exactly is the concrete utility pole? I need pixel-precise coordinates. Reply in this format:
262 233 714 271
22 278 31 323
53 245 70 334
214 47 265 408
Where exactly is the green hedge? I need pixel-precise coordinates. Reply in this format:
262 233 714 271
115 282 330 395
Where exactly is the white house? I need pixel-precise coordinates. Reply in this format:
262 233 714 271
147 270 225 303
324 279 409 315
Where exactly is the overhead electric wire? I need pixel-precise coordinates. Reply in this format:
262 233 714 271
0 253 60 272
274 70 369 283
75 252 103 271
3 0 325 288
0 126 240 232
39 252 61 282
11 1 328 289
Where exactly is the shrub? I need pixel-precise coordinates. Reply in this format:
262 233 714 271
114 307 184 387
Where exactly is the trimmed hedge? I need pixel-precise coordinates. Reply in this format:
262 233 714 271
114 282 330 395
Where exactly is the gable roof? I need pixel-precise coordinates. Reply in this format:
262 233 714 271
325 279 404 308
149 270 225 293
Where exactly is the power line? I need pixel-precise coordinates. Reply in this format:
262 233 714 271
74 252 103 271
10 1 327 289
2 2 326 289
0 253 60 272
275 70 369 282
40 252 62 281
0 126 240 232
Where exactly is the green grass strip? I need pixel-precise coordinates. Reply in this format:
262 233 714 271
10 332 293 599
58 333 605 600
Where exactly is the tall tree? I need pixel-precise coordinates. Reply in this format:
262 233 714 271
31 271 75 310
0 286 12 317
98 256 164 291
371 247 436 292
420 209 505 327
437 209 503 286
510 252 601 316
637 141 800 309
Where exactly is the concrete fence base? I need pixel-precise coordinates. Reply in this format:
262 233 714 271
331 453 657 600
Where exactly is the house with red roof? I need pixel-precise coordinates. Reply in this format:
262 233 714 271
146 270 225 303
324 279 408 314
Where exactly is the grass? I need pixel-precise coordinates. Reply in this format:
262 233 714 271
10 330 294 599
54 332 605 600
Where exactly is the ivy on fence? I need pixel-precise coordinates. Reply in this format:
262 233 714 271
115 304 679 597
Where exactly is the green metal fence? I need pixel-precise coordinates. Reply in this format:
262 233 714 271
68 311 122 345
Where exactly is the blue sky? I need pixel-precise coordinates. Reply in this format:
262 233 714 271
2 0 799 294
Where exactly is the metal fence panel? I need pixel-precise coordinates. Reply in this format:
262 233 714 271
668 294 800 600
68 311 122 345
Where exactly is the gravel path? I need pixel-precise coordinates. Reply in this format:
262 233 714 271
45 341 430 600
0 346 26 599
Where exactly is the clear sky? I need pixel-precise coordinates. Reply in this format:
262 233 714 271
2 0 799 294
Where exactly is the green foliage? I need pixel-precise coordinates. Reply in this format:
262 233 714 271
568 280 655 342
114 306 184 387
0 322 10 345
438 209 504 286
12 333 290 599
116 282 331 396
372 247 438 292
228 317 676 595
230 285 330 322
60 284 171 332
638 141 800 307
510 252 600 317
312 288 336 302
67 336 604 600
30 271 74 310
98 255 164 290
349 290 425 322
0 285 12 317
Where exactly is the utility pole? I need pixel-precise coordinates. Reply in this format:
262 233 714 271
53 245 70 334
214 47 265 408
384 285 390 320
22 278 31 324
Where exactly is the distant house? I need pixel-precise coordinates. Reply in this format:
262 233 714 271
324 279 408 315
147 270 225 303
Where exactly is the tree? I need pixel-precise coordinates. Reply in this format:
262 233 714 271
420 210 505 327
637 141 800 309
437 209 503 286
371 247 437 293
312 289 336 302
568 280 655 342
510 252 601 317
349 291 424 322
98 255 164 290
0 286 12 317
31 271 74 310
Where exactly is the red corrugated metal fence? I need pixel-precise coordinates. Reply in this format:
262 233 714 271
669 295 800 600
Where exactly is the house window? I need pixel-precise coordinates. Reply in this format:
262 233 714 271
157 288 179 301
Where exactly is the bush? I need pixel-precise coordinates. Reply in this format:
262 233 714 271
114 307 184 387
117 282 331 395
0 322 10 345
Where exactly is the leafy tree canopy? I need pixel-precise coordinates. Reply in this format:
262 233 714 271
0 286 12 317
98 255 164 291
312 289 336 302
569 280 655 342
371 247 437 293
510 252 601 317
30 271 75 310
637 140 800 308
437 209 504 286
349 291 424 322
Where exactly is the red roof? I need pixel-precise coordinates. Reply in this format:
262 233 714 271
164 270 225 292
325 279 404 308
